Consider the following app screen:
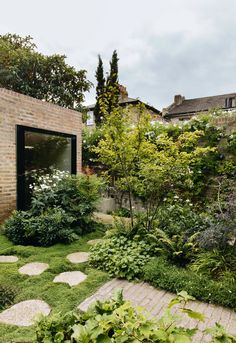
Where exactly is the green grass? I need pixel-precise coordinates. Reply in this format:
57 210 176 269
0 228 109 343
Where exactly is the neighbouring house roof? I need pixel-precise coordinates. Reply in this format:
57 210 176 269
86 97 161 115
164 92 236 119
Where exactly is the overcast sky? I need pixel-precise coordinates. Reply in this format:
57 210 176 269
1 0 236 109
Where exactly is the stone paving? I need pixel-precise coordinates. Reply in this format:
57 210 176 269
53 271 87 286
78 279 236 342
87 239 103 246
0 300 51 326
67 252 90 263
0 255 18 263
18 262 49 276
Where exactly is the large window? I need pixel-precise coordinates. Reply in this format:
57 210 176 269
17 126 76 210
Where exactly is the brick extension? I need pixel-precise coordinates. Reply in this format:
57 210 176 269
78 279 236 342
0 88 82 222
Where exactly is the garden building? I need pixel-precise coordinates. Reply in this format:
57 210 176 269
0 88 82 223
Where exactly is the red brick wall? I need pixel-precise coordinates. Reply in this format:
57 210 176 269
0 88 82 222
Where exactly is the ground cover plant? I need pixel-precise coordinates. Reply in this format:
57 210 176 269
4 171 103 246
0 228 109 343
36 290 236 342
89 235 152 280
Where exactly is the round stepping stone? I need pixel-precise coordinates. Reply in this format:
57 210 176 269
18 262 49 276
87 239 103 246
0 300 51 327
0 255 18 263
53 271 87 286
67 252 90 264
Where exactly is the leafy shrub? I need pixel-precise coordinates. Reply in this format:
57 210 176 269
144 257 236 310
35 290 235 343
0 284 17 310
89 236 151 280
31 173 103 233
4 208 76 246
228 132 236 155
4 172 103 246
156 202 208 236
147 228 199 266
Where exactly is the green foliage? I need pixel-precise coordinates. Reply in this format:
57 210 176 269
190 249 236 282
227 132 236 155
0 33 91 108
4 173 103 246
0 230 109 342
31 173 103 233
4 208 76 246
156 201 208 236
89 236 151 280
147 228 199 267
144 257 236 310
94 55 106 126
0 284 17 310
82 127 103 169
110 207 131 218
35 290 235 343
205 323 236 343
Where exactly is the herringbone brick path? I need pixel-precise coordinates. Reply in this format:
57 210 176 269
79 279 236 342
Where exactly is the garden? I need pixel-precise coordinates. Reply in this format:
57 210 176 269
0 104 236 342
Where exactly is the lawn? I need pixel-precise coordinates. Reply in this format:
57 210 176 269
0 227 109 343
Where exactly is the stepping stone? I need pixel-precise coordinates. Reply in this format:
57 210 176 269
0 255 18 263
0 300 51 327
53 271 87 287
87 239 103 246
67 252 90 264
19 262 49 276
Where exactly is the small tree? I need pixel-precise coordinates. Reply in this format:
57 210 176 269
95 100 214 231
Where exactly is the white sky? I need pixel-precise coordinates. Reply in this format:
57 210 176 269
1 0 236 109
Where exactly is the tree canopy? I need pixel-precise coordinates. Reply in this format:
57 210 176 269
0 33 92 109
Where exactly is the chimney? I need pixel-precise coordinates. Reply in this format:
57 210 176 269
119 85 128 100
174 94 185 105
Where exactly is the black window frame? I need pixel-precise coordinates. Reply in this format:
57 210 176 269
16 125 77 210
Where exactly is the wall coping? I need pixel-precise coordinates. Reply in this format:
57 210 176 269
0 88 82 117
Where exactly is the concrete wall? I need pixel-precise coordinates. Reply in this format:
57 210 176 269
0 88 82 222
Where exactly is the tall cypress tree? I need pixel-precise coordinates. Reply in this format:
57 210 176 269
106 50 120 113
94 55 105 126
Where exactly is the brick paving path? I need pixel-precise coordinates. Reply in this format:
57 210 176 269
79 279 236 342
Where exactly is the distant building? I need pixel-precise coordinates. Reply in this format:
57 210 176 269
85 85 162 128
163 93 236 121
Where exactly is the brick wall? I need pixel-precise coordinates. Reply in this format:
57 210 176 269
0 88 82 222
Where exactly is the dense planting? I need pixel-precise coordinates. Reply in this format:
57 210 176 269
88 109 236 309
89 236 151 280
36 290 235 343
4 172 103 246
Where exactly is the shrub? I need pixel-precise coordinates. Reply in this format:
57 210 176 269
35 290 235 343
147 228 199 267
144 257 236 310
156 201 208 236
89 236 151 280
4 172 103 246
0 284 17 310
31 172 103 234
4 208 76 246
